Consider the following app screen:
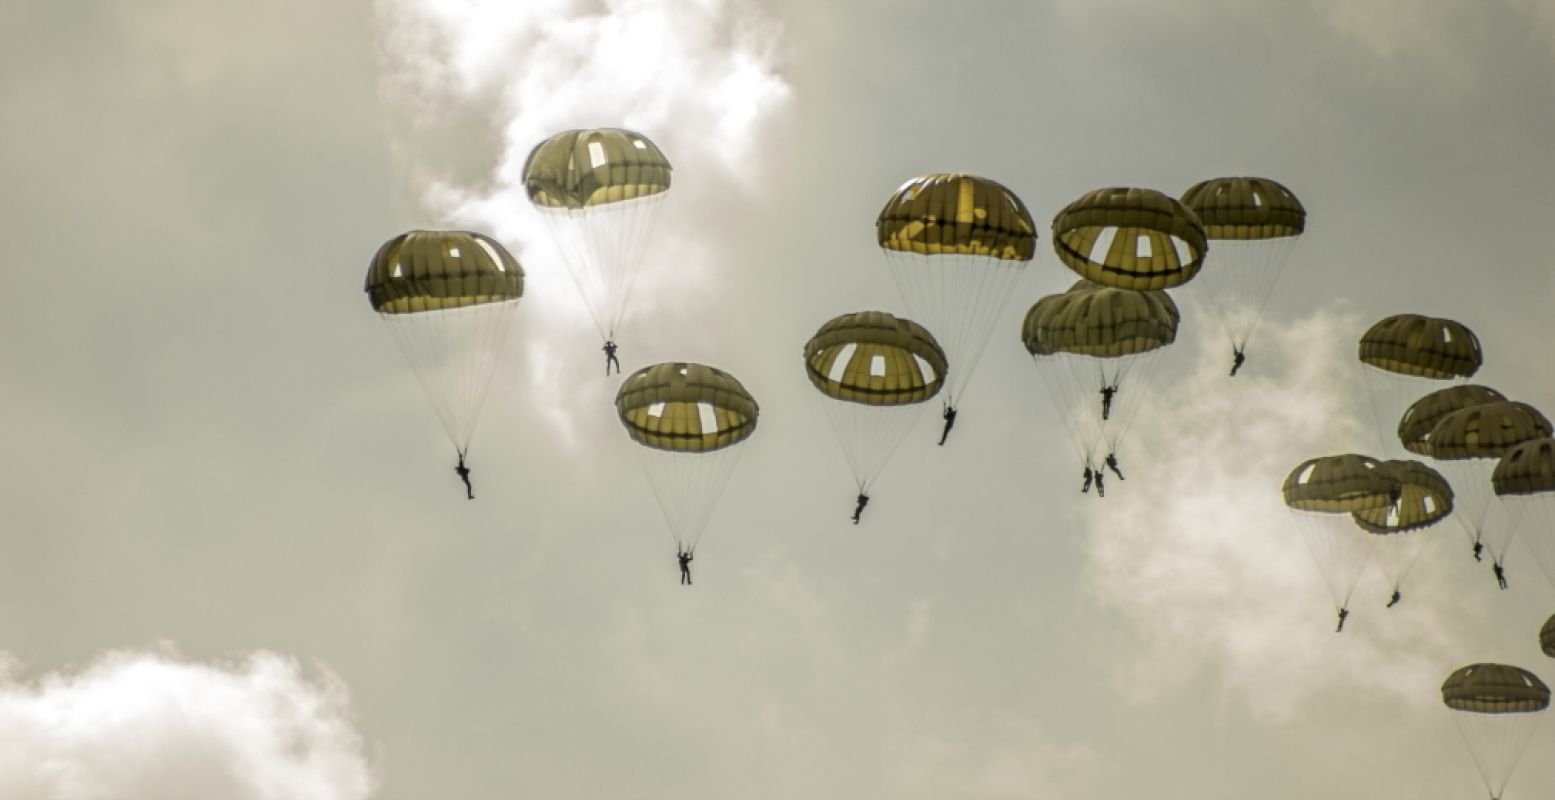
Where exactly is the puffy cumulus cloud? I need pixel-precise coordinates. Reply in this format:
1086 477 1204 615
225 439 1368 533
1079 309 1460 720
0 649 374 800
375 0 793 448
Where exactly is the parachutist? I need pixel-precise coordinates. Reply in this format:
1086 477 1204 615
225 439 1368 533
1494 561 1508 590
1229 348 1246 377
1081 466 1093 494
603 340 620 375
454 453 474 500
1387 590 1401 608
1094 469 1105 498
1473 541 1484 562
1099 385 1117 421
1335 607 1349 633
1105 452 1124 481
938 405 958 446
678 548 694 586
852 493 870 525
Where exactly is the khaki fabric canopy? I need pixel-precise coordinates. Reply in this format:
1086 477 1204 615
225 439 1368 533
1442 663 1551 713
522 128 672 210
1399 385 1507 456
1352 460 1453 533
1282 454 1397 513
1541 615 1555 658
1429 401 1552 460
1179 177 1306 240
365 230 524 314
1358 314 1482 379
876 173 1036 261
1492 438 1555 496
804 311 947 406
1021 280 1179 357
1051 187 1207 290
616 362 758 453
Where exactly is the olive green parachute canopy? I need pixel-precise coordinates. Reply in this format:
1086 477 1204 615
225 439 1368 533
1358 314 1482 379
804 311 947 406
1492 438 1555 496
876 173 1037 261
1021 281 1179 357
1442 663 1551 713
522 128 672 210
1352 460 1453 533
1051 187 1208 290
365 230 524 313
1429 401 1552 460
616 363 758 453
1542 615 1555 658
1399 385 1508 456
1179 177 1305 240
1282 454 1397 513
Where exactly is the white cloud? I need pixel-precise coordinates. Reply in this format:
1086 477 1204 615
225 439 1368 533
1080 309 1462 719
0 648 374 800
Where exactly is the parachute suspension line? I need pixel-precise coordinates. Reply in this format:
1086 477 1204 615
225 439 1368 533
820 399 929 495
1451 709 1546 800
633 444 744 554
1196 236 1299 355
883 251 1026 409
381 299 519 454
1437 458 1513 560
1358 365 1451 458
536 195 665 342
1503 494 1555 591
1287 510 1376 616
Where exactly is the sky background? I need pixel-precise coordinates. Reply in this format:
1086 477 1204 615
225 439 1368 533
2 1 1555 798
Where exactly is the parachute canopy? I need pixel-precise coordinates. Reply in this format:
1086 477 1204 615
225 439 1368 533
1429 401 1552 460
1542 615 1555 658
1442 663 1551 713
1180 177 1305 240
366 230 524 313
616 363 758 453
1358 314 1482 380
877 173 1036 260
1493 438 1555 496
1051 187 1207 290
1021 280 1179 357
1353 460 1453 533
522 128 672 209
1282 454 1396 513
1399 385 1507 456
804 311 947 406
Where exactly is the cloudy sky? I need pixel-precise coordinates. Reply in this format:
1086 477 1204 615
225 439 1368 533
3 1 1554 798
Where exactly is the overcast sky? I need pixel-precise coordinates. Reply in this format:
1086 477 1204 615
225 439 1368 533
3 1 1554 798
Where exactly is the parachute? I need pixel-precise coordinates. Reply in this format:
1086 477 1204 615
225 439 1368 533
1282 454 1397 626
523 128 671 344
876 174 1036 430
1021 281 1178 484
1429 401 1551 573
616 362 757 555
366 230 525 464
1493 438 1555 591
1351 460 1452 605
1178 177 1305 374
804 311 947 503
1051 187 1208 290
1441 663 1550 800
1399 385 1507 456
1357 314 1482 455
1542 614 1555 658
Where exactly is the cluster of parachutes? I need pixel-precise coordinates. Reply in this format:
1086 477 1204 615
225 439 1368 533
361 128 1552 796
1282 314 1555 797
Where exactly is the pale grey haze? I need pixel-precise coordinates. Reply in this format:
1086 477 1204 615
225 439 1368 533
1 1 1553 798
